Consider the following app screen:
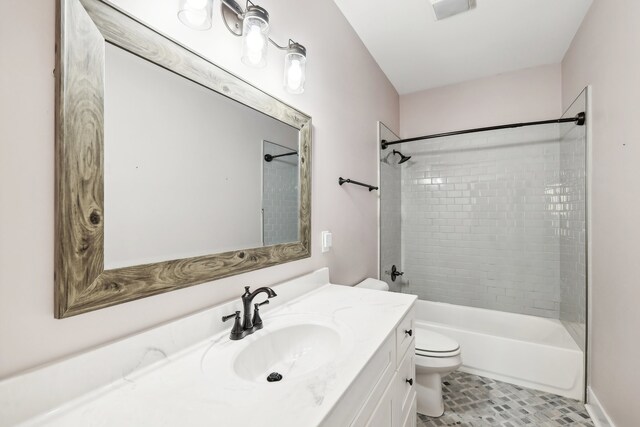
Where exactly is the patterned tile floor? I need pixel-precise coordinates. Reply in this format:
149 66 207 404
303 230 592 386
417 372 593 426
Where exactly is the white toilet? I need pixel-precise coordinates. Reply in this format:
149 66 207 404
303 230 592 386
414 328 462 417
355 277 462 418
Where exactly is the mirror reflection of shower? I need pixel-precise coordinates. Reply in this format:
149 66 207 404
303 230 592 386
264 151 298 162
262 140 300 246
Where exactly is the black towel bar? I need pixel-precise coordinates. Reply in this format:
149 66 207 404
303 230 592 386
338 177 378 192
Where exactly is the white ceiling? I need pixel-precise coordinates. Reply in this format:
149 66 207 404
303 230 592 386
333 0 593 94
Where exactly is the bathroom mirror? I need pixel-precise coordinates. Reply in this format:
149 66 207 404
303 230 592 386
55 0 311 318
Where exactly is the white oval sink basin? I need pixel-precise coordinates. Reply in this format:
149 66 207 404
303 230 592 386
233 324 341 383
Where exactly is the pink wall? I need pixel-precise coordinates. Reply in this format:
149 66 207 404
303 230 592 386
400 64 562 138
0 0 398 378
562 0 640 424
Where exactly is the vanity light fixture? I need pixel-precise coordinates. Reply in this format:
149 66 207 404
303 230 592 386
282 41 306 94
177 0 214 30
221 0 307 93
240 5 270 68
178 0 308 94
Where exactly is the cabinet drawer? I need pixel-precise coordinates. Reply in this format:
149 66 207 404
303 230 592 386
397 345 416 421
395 306 415 367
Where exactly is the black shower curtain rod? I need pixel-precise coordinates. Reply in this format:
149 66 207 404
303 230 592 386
264 151 298 162
381 112 586 149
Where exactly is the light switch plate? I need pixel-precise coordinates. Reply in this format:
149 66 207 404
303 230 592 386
321 231 332 253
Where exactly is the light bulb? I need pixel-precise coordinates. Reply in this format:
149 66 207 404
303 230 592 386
177 0 212 30
245 25 265 65
241 13 269 68
247 25 265 50
286 59 302 91
283 48 306 94
183 9 207 26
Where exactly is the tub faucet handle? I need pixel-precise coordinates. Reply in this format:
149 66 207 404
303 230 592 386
389 265 404 282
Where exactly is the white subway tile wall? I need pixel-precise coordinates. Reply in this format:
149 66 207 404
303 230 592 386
399 125 564 318
559 93 587 350
262 141 299 246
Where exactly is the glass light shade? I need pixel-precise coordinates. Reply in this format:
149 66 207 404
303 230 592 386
241 14 269 68
177 0 213 31
283 51 306 94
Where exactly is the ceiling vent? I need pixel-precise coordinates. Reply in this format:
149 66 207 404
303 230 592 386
431 0 473 20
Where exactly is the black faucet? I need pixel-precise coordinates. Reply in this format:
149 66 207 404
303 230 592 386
222 286 277 340
242 286 277 329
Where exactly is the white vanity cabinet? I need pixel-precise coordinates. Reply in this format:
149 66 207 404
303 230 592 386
5 270 418 427
345 306 417 427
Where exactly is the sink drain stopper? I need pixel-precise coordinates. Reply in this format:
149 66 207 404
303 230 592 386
267 372 283 382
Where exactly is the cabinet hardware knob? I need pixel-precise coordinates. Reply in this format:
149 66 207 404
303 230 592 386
406 378 413 386
404 329 412 337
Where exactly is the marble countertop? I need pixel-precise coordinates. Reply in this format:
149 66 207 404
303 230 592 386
20 284 416 427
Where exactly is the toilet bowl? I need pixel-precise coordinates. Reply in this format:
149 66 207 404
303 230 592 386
414 328 462 417
354 277 462 418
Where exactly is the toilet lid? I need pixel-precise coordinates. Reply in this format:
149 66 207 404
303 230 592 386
415 329 460 356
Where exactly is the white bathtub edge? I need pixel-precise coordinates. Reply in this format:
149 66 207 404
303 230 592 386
455 366 582 401
414 303 585 401
585 387 615 427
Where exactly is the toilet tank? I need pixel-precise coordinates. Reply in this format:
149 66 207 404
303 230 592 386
355 278 390 291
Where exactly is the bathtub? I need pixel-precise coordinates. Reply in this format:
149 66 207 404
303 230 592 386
415 300 584 401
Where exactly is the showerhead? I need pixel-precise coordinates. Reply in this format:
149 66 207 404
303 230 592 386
392 150 411 164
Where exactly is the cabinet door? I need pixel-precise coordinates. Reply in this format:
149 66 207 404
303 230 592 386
366 380 395 427
397 350 416 420
348 334 397 427
401 394 417 427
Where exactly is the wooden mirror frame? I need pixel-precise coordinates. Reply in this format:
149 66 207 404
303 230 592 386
54 0 311 318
